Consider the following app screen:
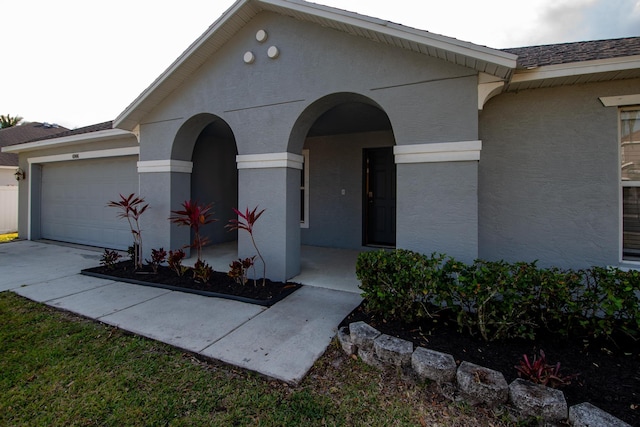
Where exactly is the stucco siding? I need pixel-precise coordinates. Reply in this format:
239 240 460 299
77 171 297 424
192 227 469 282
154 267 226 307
301 131 393 249
479 79 640 268
397 161 479 263
238 166 301 281
190 131 238 245
138 11 478 160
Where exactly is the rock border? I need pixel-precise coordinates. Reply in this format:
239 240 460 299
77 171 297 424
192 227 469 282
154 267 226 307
338 321 631 427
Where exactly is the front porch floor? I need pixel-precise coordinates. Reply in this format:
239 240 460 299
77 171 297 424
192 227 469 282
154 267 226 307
192 242 362 294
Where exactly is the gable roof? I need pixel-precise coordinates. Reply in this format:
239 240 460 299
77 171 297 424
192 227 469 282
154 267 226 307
502 37 640 91
114 0 517 131
0 122 69 166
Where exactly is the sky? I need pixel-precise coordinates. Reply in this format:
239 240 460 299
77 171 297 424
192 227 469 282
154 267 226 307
2 0 639 130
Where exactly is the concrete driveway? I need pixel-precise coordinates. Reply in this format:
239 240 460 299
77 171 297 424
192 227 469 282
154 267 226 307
0 240 362 384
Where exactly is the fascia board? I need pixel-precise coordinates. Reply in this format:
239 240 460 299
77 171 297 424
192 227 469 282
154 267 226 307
114 0 516 131
1 129 136 154
114 0 251 130
262 0 516 68
511 55 640 84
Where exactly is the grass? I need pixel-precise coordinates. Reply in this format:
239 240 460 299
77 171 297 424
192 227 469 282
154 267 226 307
0 292 513 426
0 232 18 243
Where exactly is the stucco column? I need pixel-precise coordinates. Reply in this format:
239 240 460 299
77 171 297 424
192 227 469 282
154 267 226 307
236 153 302 282
138 160 193 259
394 141 481 263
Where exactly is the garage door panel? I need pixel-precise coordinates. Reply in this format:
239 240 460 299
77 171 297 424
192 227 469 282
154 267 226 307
41 157 138 250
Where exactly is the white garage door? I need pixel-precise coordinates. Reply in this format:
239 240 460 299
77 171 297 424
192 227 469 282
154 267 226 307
41 157 138 250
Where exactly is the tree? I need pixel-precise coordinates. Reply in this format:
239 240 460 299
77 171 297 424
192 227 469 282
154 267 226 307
0 114 23 129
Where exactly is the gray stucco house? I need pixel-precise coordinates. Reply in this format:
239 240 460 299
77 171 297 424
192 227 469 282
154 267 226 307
4 0 640 281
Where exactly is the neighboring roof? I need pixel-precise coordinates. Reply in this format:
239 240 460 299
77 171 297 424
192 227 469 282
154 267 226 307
0 122 69 166
503 37 640 91
503 37 640 69
21 121 114 144
114 0 517 131
1 121 135 154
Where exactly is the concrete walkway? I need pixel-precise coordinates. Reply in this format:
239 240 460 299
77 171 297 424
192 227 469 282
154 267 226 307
0 240 362 384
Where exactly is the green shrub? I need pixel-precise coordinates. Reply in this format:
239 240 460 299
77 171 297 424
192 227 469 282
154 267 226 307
441 260 543 341
356 250 448 323
356 249 640 343
577 267 640 341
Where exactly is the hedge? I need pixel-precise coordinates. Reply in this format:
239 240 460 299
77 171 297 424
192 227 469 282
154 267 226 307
356 250 640 342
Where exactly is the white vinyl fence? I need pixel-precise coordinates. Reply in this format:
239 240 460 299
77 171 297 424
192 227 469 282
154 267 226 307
0 186 18 234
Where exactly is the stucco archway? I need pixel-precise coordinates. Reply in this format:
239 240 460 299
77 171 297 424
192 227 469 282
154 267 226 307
289 93 397 250
171 114 238 254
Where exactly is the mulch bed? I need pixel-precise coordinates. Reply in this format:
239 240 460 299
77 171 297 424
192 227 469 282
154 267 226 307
81 260 301 307
341 303 640 426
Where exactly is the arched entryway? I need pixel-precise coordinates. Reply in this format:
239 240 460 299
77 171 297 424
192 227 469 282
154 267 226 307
171 114 238 254
289 93 396 250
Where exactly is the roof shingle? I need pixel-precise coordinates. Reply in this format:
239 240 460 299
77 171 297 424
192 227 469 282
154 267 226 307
503 37 640 69
0 122 69 166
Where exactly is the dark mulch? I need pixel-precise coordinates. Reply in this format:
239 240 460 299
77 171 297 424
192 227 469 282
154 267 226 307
341 303 640 426
82 260 301 306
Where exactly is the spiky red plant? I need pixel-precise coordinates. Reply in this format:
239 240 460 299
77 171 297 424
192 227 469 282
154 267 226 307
107 193 148 269
169 200 217 261
226 206 266 286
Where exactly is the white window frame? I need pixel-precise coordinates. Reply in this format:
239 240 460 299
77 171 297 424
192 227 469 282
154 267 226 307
301 149 310 228
619 105 640 263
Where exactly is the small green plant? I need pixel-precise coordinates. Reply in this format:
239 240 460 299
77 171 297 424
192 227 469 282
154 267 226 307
126 245 136 262
169 200 217 261
228 256 256 286
226 206 266 287
192 259 213 283
100 249 122 270
167 249 188 277
515 350 578 388
146 248 167 274
108 193 148 269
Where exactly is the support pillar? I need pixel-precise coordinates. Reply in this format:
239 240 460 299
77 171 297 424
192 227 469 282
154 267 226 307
138 160 193 259
394 141 481 263
236 153 302 282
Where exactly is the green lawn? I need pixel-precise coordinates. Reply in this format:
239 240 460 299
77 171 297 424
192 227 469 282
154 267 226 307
0 232 18 243
0 292 512 426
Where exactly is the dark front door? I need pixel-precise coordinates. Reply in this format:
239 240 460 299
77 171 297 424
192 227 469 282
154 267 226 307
364 147 396 246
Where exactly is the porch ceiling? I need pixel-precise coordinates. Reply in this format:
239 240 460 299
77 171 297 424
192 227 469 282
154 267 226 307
307 103 392 137
114 0 516 131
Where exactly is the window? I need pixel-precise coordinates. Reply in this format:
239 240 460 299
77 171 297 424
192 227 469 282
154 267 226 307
621 107 640 259
300 149 309 228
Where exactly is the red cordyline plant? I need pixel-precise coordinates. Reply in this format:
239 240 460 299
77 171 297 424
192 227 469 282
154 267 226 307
515 350 578 388
107 193 148 269
228 256 256 286
226 206 266 286
168 200 217 261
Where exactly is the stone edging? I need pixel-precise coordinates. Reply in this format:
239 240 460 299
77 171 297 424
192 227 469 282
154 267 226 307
338 321 631 427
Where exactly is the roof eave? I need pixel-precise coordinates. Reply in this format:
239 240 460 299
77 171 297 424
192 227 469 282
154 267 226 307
1 129 136 154
114 0 516 131
262 0 517 69
114 0 254 131
507 54 640 90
